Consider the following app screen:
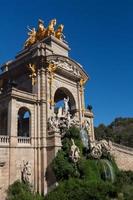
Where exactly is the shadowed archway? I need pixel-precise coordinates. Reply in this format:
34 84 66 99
54 87 76 115
17 107 31 137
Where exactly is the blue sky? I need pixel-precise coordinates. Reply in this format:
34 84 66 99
0 0 133 126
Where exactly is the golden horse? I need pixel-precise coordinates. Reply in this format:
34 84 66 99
36 19 46 41
45 19 57 37
55 24 64 40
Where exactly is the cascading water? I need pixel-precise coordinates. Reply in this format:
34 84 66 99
80 128 89 149
99 159 115 182
80 127 115 183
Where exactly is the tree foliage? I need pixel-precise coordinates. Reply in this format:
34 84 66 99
45 178 118 200
7 125 133 200
95 117 133 148
6 180 43 200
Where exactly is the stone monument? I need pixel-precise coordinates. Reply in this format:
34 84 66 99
0 18 94 199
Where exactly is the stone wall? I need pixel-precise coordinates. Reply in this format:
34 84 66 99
0 144 35 200
112 143 133 171
0 147 9 200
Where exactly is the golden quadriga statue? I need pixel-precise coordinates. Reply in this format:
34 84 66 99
24 19 64 49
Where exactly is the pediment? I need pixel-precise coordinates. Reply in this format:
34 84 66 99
46 55 89 82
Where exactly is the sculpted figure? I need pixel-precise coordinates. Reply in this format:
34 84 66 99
57 107 63 118
24 27 36 48
48 116 59 132
89 139 112 159
64 96 69 115
45 19 57 37
55 24 64 40
69 139 80 163
99 139 112 153
36 19 46 40
28 63 36 77
21 161 31 183
90 145 102 159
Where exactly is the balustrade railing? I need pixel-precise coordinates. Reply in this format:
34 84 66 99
0 136 9 144
18 137 31 144
112 142 133 152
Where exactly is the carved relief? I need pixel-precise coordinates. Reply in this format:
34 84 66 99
48 59 81 77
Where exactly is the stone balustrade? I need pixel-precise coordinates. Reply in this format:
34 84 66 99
17 137 31 144
0 136 9 144
112 142 133 154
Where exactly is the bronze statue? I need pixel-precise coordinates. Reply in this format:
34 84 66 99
79 78 85 87
24 27 36 48
24 19 65 48
28 63 37 85
45 19 56 37
48 63 57 73
55 24 64 40
36 19 46 41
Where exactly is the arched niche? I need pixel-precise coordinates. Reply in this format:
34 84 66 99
54 87 76 116
17 107 31 137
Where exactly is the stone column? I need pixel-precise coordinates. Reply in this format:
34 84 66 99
40 68 48 194
8 97 17 185
77 82 82 122
81 86 85 117
46 130 62 191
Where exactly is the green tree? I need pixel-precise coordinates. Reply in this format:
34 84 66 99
6 180 43 200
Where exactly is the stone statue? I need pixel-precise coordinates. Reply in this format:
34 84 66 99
48 116 59 132
69 139 80 163
45 19 57 37
99 139 112 153
90 145 102 159
89 139 112 159
36 19 46 41
64 96 69 115
55 24 64 40
57 107 63 118
21 161 31 183
24 27 36 48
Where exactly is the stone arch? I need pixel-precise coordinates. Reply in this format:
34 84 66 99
54 87 76 115
17 107 31 137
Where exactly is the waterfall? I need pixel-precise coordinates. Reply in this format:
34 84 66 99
99 159 115 182
80 128 89 149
